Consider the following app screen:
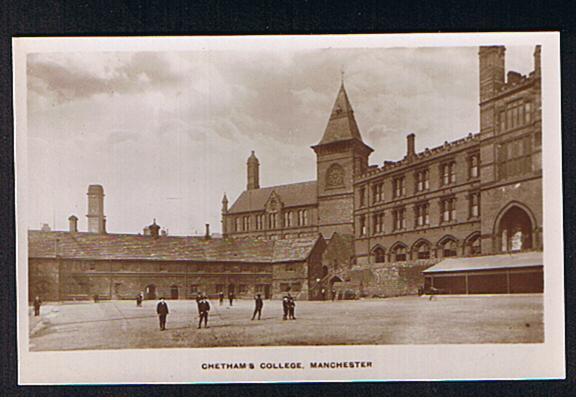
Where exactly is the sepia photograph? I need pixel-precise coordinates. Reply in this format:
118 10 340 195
14 33 564 384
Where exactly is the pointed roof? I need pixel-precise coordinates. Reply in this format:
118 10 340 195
316 82 364 146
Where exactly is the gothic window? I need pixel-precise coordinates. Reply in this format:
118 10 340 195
440 197 456 223
500 100 532 132
372 181 384 203
391 243 408 262
359 187 366 207
392 208 406 231
468 153 480 179
415 169 429 192
326 163 345 188
256 214 264 230
465 233 482 256
284 211 293 227
235 217 241 232
414 203 430 227
392 176 406 198
497 136 532 180
414 241 431 260
498 206 533 252
440 238 458 257
269 213 277 229
372 212 384 234
440 161 456 186
359 215 367 236
469 192 480 218
242 216 250 231
372 247 386 263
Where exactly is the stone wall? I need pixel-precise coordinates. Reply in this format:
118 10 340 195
348 259 439 298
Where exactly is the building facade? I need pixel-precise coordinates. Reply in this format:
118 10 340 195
29 45 544 301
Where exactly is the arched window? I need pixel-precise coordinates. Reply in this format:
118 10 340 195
372 247 386 263
439 237 458 257
465 233 482 256
391 243 408 262
414 241 431 260
498 206 533 252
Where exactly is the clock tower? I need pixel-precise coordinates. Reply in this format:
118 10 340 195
312 81 373 239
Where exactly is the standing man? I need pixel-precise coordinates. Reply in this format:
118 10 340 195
156 297 169 331
331 289 337 301
218 291 224 306
33 296 42 317
288 294 296 320
251 294 263 320
228 292 235 307
136 292 143 307
197 296 210 329
282 294 290 320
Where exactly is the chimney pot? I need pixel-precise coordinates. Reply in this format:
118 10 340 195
68 215 78 233
205 223 211 239
406 133 416 160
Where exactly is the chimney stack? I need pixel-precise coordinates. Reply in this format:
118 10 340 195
149 219 160 239
41 223 51 232
246 151 260 190
406 133 416 160
87 184 106 234
68 215 78 233
204 223 211 239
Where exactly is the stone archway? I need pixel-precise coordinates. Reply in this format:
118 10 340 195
497 206 533 252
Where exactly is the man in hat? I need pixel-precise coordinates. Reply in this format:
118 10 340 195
218 291 224 306
287 294 296 320
282 294 290 320
156 297 169 330
251 294 264 320
197 296 210 329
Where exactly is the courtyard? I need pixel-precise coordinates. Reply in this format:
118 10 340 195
28 294 543 351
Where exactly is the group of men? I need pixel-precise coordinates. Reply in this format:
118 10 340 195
282 294 296 320
154 292 296 330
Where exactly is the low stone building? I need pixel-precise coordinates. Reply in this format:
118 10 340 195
28 229 326 302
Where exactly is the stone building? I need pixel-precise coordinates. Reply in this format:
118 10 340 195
28 221 326 302
29 45 544 300
223 45 543 297
221 80 373 243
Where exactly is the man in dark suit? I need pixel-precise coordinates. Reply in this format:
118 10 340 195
218 291 224 306
282 294 290 320
251 294 263 320
33 296 42 317
156 297 169 330
287 294 296 320
197 296 210 329
228 292 235 306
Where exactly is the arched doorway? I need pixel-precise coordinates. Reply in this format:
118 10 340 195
170 285 179 300
145 284 156 300
498 206 533 252
371 246 386 263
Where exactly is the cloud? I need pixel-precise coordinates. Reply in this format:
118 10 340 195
27 52 184 106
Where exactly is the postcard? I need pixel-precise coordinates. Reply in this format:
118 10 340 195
14 32 564 384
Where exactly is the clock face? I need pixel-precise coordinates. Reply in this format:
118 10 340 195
326 164 344 187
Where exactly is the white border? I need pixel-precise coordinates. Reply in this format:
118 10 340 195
14 32 565 384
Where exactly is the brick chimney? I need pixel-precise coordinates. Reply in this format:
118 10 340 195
406 133 416 161
68 215 78 233
204 223 211 239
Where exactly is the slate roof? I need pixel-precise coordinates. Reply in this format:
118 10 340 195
423 252 543 274
28 230 322 263
316 83 365 146
227 180 318 214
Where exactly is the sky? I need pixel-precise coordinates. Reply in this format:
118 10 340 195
25 44 536 236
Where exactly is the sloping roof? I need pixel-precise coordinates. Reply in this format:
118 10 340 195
28 230 322 263
316 83 364 146
423 252 543 274
228 180 317 214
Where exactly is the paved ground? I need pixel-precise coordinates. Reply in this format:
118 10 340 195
28 295 543 351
